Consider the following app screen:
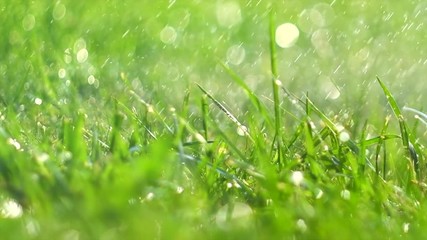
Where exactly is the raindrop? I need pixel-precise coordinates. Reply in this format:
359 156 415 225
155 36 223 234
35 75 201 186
296 219 307 232
52 3 66 20
7 138 21 150
87 75 96 85
176 186 184 194
35 152 49 164
340 189 350 200
320 76 340 99
174 9 191 30
145 192 154 201
311 29 333 58
312 3 335 27
64 49 72 64
160 26 177 44
22 14 35 31
34 98 43 105
226 44 245 65
58 68 66 78
309 8 325 27
275 23 299 48
76 48 88 63
339 131 350 142
315 188 324 199
291 171 304 186
236 125 248 136
216 1 242 28
73 38 86 53
0 199 23 218
25 218 40 237
403 223 410 233
194 133 207 143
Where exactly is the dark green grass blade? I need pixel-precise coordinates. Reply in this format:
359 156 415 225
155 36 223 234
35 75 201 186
374 117 390 177
358 120 368 177
376 77 418 178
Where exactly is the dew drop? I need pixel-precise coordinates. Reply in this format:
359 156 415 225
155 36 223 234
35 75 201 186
339 131 350 142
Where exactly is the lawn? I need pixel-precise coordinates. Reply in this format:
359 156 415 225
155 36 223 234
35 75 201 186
1 1 427 239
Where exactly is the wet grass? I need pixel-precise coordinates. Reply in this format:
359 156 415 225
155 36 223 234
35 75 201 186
1 1 427 239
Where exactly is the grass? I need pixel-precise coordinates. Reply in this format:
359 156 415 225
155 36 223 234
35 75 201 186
1 1 427 239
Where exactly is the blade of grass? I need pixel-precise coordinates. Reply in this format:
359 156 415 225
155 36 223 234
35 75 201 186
358 120 368 178
196 83 253 142
269 10 283 167
376 77 417 178
374 117 390 177
201 94 209 141
218 61 273 128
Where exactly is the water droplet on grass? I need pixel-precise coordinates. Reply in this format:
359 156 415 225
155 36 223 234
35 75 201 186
339 131 350 142
403 223 410 233
52 3 66 20
76 48 88 63
226 44 245 65
58 68 66 78
296 219 307 232
315 189 324 199
291 171 304 186
275 23 299 48
160 26 177 44
176 186 184 194
34 98 43 105
22 14 35 31
145 192 155 202
7 138 21 150
35 152 49 164
0 199 23 218
87 75 96 85
340 189 351 200
216 2 242 28
237 125 248 136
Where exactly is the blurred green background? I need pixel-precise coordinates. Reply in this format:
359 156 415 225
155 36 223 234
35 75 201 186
2 0 426 109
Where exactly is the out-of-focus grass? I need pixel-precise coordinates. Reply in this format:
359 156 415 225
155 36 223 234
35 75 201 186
1 1 427 239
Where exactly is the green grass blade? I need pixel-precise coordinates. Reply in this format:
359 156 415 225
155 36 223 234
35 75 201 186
269 10 283 166
218 61 273 127
374 117 390 176
376 77 408 146
196 83 253 142
376 77 417 178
